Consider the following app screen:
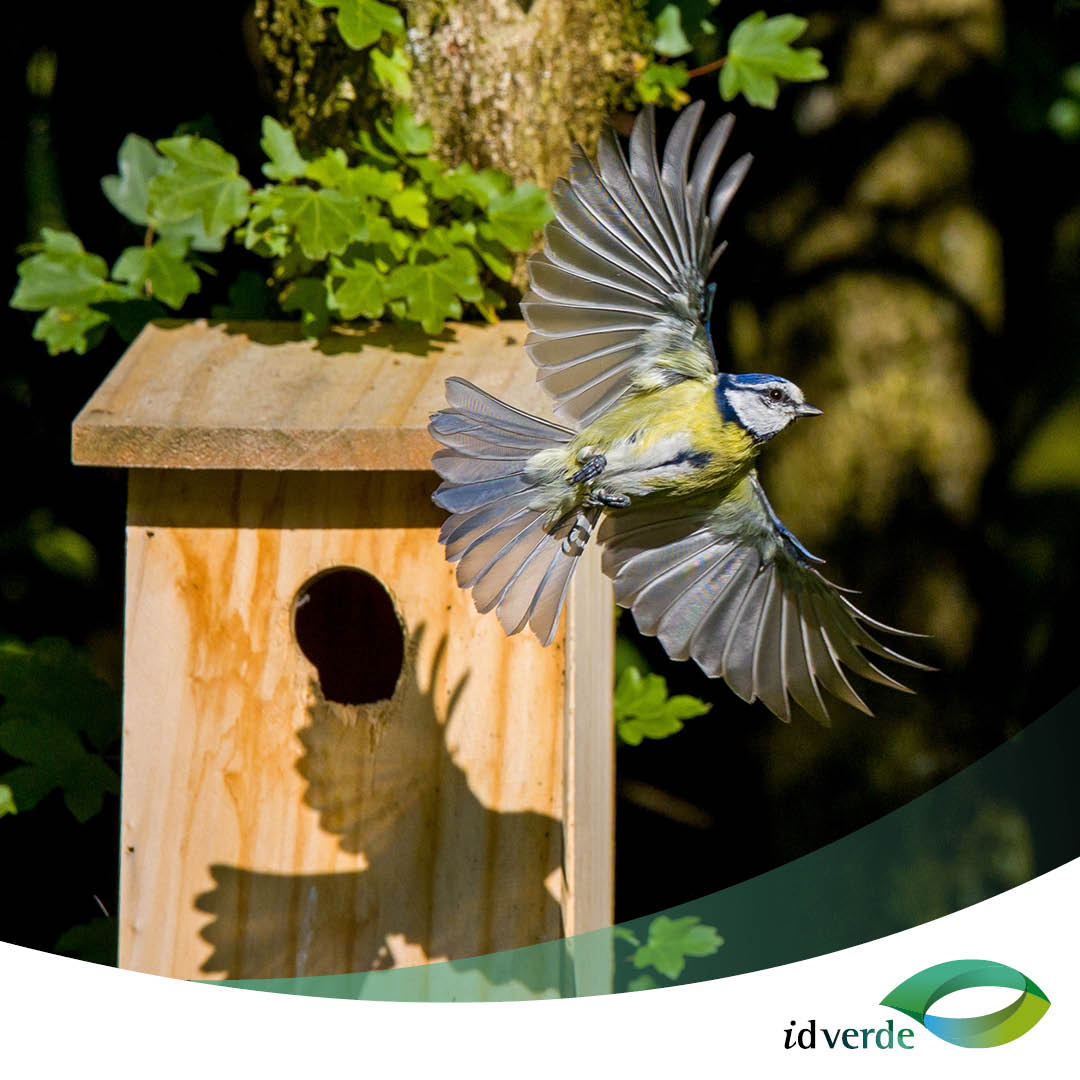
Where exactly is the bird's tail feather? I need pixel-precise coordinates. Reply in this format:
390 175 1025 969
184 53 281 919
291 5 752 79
430 378 597 645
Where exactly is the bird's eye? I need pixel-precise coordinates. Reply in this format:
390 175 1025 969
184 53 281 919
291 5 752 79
767 387 784 403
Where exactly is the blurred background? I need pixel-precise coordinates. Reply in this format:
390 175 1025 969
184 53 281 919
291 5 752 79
1 0 1078 962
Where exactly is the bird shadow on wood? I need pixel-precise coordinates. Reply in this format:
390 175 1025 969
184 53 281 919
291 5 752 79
194 624 564 985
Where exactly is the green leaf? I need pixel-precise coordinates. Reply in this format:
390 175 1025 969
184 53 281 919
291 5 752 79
30 522 98 582
370 45 412 98
653 4 693 57
102 134 169 226
261 117 307 181
149 136 251 244
112 234 201 309
32 307 110 356
376 105 434 156
339 164 404 201
307 0 406 50
430 162 513 209
389 185 429 227
327 256 386 320
386 248 482 333
632 916 724 980
0 638 120 822
635 62 690 107
210 271 275 320
721 11 828 110
627 973 658 992
1064 64 1080 99
281 277 331 337
615 666 710 745
0 783 16 817
55 918 116 966
268 185 368 260
11 230 119 310
482 183 553 251
357 129 399 165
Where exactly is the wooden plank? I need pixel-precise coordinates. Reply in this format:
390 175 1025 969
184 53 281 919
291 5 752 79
73 319 553 472
121 468 574 983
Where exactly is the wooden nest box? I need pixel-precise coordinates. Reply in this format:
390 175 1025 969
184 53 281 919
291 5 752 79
73 319 614 984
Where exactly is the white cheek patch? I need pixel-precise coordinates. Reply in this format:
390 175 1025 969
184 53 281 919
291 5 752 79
727 390 788 440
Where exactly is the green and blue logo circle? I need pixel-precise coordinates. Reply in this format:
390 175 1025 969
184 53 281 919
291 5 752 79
881 960 1050 1048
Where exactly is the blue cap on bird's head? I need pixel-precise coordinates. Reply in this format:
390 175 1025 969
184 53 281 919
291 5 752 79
716 372 822 441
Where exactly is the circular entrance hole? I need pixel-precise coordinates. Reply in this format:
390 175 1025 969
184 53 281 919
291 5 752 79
292 567 405 705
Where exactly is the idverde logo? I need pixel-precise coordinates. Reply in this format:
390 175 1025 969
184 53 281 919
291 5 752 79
880 959 1051 1049
783 959 1050 1051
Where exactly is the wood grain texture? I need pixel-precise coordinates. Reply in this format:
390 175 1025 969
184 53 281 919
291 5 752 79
72 319 551 471
121 469 590 983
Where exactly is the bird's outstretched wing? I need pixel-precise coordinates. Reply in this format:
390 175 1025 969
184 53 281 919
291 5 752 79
521 103 751 427
598 474 932 724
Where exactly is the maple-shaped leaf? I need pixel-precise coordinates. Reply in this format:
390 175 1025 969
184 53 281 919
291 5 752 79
112 234 201 309
149 136 251 244
327 256 386 319
615 666 710 746
389 185 429 227
429 162 513 209
261 117 307 181
375 105 434 156
632 916 724 980
720 12 827 109
268 185 368 260
481 183 553 251
370 45 412 99
0 638 120 822
386 247 482 333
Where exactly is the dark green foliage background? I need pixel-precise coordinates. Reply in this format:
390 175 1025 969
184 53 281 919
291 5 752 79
2 0 1079 963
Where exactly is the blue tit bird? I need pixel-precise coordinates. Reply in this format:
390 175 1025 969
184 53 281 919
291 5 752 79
428 103 930 724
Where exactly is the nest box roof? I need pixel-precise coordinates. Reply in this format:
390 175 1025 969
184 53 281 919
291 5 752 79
72 319 551 471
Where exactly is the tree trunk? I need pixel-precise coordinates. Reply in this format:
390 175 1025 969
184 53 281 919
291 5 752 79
256 0 649 185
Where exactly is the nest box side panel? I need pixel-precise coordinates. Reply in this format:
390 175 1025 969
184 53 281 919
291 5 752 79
120 469 568 981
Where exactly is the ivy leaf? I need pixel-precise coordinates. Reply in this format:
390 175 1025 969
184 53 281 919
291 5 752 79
55 918 116 966
0 638 120 822
386 248 482 333
628 974 658 992
632 916 724 980
261 117 307 181
430 162 513 209
305 148 352 188
389 185 429 227
340 164 404 201
11 230 118 310
210 270 275 320
471 234 514 281
307 0 405 50
720 12 828 110
93 298 168 343
635 62 690 107
31 307 109 356
376 105 434 156
327 256 386 319
356 129 399 166
653 4 693 57
481 183 553 251
0 783 17 817
112 234 201 309
268 185 368 260
370 46 412 99
282 276 331 337
101 134 168 226
615 666 710 745
149 136 251 244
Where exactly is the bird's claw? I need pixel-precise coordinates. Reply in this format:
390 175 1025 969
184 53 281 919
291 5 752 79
568 454 606 485
584 489 630 509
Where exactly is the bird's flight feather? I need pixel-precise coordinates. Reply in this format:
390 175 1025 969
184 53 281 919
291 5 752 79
429 104 929 723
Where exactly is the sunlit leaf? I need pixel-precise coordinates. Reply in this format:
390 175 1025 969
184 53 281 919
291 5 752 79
653 4 693 57
261 117 307 181
327 256 386 319
0 783 16 817
615 666 710 745
632 916 724 980
112 234 201 309
482 183 553 251
375 105 434 156
721 11 827 110
370 45 412 99
307 0 405 50
386 247 482 333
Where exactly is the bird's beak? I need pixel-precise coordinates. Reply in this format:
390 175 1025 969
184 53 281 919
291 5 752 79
795 402 823 417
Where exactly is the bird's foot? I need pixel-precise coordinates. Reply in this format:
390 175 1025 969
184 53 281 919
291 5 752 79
568 453 606 485
584 489 630 509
